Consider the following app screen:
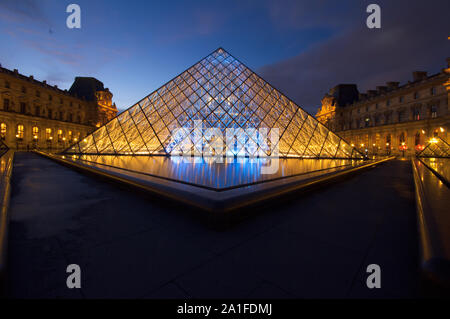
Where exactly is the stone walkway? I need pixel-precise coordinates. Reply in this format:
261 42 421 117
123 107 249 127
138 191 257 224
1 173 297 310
7 153 419 298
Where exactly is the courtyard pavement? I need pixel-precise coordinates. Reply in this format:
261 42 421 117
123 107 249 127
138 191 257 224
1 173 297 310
7 152 419 298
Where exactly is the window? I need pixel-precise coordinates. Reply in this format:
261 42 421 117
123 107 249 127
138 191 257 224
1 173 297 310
398 110 406 122
365 117 370 127
20 102 26 114
68 113 73 122
375 115 381 126
57 129 63 142
77 115 81 123
414 92 419 99
0 123 6 140
375 103 379 109
59 111 64 121
48 109 52 119
433 129 439 137
386 134 391 148
35 106 40 116
399 96 404 103
3 98 10 111
32 126 39 140
431 105 437 118
5 81 10 88
16 124 24 139
385 113 391 124
399 132 406 144
430 87 436 95
36 90 40 97
21 86 26 93
70 102 73 107
49 94 52 101
413 108 420 121
415 132 420 146
46 128 52 141
386 100 390 107
60 98 63 104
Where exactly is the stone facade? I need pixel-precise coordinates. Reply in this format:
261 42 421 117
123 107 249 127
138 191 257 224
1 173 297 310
0 65 118 150
316 58 450 156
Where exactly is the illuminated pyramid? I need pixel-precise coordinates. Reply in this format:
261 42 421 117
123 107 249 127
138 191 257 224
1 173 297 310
417 137 450 158
64 48 362 159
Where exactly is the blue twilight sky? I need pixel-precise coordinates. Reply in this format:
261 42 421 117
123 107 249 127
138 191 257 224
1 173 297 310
0 0 449 114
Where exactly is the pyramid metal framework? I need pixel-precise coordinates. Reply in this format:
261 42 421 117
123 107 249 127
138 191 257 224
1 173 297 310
417 137 450 158
0 139 8 158
64 48 362 159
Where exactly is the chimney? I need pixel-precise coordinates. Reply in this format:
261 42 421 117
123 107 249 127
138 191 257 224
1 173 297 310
376 86 387 94
412 71 427 81
386 81 399 89
13 69 18 74
54 85 58 89
29 75 33 80
43 80 47 84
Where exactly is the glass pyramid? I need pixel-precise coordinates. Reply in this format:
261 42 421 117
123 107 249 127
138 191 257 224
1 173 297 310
64 48 362 159
417 137 450 158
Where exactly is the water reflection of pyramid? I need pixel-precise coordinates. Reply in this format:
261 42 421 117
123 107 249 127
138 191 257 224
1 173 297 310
64 48 362 159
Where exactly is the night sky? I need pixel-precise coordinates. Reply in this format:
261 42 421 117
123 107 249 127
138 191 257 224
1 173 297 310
0 0 448 114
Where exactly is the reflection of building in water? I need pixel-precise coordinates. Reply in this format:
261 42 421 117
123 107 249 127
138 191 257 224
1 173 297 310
0 65 118 150
316 58 450 156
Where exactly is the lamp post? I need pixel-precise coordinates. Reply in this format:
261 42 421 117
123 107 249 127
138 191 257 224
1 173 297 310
401 142 406 157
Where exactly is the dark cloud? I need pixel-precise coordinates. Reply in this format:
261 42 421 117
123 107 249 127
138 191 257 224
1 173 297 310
258 0 450 114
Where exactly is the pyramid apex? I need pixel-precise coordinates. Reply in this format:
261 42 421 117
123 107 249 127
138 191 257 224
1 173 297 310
214 47 228 54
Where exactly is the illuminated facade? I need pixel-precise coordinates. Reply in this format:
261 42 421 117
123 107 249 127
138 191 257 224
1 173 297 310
0 66 118 150
66 48 361 159
316 58 450 156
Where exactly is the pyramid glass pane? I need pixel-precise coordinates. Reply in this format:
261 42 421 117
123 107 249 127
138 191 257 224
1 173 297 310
63 48 362 159
417 137 450 158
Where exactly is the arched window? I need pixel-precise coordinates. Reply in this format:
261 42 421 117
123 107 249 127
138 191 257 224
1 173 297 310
399 132 406 144
32 126 39 140
46 128 52 141
16 124 24 140
386 134 391 147
415 132 420 146
0 123 6 140
57 129 63 142
433 128 439 137
68 130 73 142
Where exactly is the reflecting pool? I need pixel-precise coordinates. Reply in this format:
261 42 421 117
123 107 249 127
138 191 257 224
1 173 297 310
63 155 363 190
420 158 450 184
